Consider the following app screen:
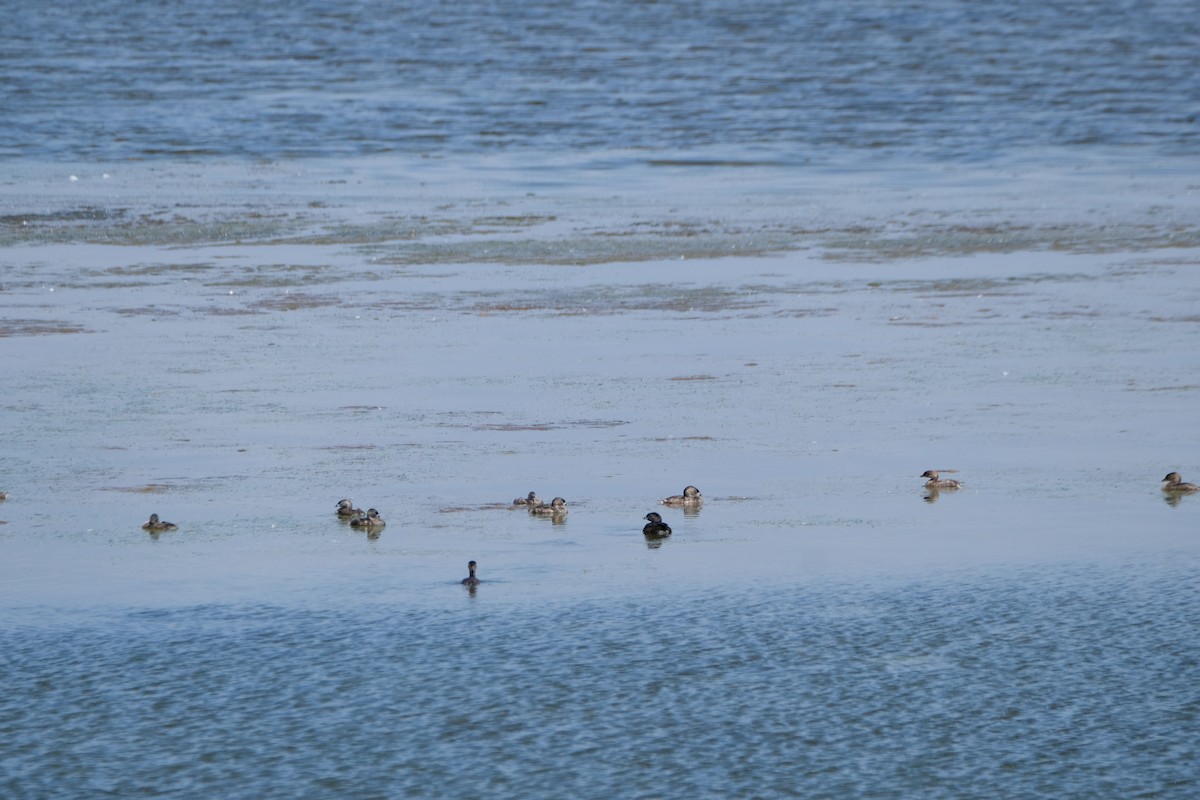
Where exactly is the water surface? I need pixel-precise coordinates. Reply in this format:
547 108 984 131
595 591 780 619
2 1 1199 797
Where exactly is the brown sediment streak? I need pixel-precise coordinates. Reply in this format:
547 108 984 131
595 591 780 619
0 320 89 336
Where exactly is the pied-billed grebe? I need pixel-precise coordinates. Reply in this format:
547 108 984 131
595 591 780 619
350 508 385 528
530 497 567 516
1162 472 1200 493
142 513 177 532
336 498 363 517
661 485 702 507
921 470 961 490
512 491 540 507
462 560 480 586
642 511 672 537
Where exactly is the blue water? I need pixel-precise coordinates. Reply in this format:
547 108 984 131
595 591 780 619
3 2 1200 798
3 564 1197 799
2 0 1198 162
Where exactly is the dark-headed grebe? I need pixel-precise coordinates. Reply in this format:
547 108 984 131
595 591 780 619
1162 472 1200 493
336 498 363 517
142 513 177 532
661 485 702 507
350 508 385 528
462 560 480 586
512 491 540 507
642 511 672 537
530 497 567 516
921 470 961 490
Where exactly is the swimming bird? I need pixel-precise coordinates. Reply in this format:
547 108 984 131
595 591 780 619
530 497 568 516
336 498 363 517
642 511 672 537
921 470 961 490
1161 472 1200 493
142 513 177 532
462 560 480 586
350 508 385 528
661 485 702 507
512 491 540 507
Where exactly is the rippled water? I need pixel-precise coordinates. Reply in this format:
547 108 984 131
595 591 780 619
3 0 1198 161
3 564 1197 798
3 1 1200 798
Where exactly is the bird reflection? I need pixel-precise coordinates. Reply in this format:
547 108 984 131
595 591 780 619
1162 492 1186 508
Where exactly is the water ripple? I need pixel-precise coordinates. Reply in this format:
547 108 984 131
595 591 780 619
3 566 1197 798
2 0 1197 161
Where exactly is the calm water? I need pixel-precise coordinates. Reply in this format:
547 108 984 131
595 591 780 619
2 1 1200 798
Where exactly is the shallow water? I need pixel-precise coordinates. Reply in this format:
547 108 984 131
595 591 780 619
3 1 1200 797
3 160 1199 797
